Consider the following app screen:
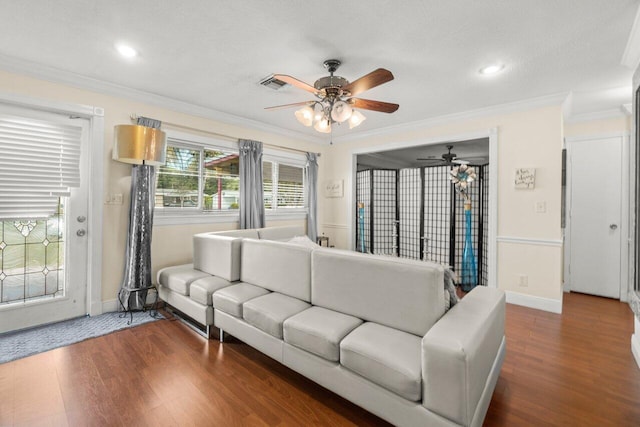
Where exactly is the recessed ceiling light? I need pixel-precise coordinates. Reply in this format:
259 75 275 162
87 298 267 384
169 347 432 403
115 43 138 58
479 64 504 75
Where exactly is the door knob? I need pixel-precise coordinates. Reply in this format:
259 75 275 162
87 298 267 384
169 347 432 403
76 229 86 237
610 224 618 230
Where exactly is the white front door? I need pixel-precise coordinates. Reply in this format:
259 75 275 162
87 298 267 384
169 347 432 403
566 136 623 299
0 106 89 333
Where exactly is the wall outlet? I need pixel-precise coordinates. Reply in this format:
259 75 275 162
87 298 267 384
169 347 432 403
518 274 528 287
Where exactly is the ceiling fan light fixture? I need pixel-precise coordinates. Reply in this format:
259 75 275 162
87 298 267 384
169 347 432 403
294 106 314 126
331 100 353 123
349 110 366 129
314 118 331 133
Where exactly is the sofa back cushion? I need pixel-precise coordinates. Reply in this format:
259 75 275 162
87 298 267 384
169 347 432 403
311 248 445 337
240 239 312 302
213 229 260 239
192 234 243 281
257 225 305 241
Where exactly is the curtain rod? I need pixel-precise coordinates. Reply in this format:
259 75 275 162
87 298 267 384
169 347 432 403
130 114 321 157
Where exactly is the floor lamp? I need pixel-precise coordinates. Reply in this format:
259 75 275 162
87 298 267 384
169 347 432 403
113 124 166 310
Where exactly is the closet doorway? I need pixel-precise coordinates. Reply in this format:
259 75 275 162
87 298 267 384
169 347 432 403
354 137 492 289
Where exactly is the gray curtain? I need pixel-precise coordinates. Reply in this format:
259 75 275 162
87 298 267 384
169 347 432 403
305 152 319 242
119 116 161 310
239 139 265 229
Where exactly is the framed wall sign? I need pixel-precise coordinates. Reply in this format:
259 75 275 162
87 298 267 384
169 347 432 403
514 168 536 189
324 180 343 198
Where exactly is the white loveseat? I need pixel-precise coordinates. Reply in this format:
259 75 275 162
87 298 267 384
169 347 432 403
157 227 505 427
156 225 306 336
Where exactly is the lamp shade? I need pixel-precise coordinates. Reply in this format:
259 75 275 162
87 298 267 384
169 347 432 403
294 106 314 127
313 118 331 133
331 100 353 123
348 110 367 129
113 124 167 165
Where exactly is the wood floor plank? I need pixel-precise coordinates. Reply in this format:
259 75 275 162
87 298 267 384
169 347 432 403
1 292 639 426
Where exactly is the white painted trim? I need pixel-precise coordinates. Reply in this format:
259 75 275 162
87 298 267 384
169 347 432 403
622 3 640 70
87 112 105 316
102 299 119 314
633 318 640 369
497 236 563 247
565 131 630 143
335 93 568 144
565 107 630 124
0 92 104 318
0 53 325 145
488 128 498 289
506 290 563 314
321 223 349 230
347 128 499 289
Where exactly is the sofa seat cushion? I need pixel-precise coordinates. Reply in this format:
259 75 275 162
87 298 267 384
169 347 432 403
156 264 210 296
243 293 310 339
212 283 269 318
340 322 422 402
284 306 362 362
190 276 234 306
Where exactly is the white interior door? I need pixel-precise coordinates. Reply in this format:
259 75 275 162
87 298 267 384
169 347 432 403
567 136 622 299
0 106 89 333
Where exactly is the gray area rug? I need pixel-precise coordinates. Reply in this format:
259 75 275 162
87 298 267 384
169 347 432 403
0 311 163 364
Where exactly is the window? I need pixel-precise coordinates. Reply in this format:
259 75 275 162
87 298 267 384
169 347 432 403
263 160 305 210
156 141 239 212
154 131 307 224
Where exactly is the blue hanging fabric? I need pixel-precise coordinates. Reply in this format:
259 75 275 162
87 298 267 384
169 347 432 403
460 203 477 291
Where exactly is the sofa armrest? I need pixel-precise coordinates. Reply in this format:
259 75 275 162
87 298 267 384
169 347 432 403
192 233 242 281
421 286 505 426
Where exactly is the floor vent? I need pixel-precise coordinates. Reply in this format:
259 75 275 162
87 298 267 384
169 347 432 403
259 74 288 90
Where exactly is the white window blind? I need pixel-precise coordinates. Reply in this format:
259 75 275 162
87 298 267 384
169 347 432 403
0 113 82 219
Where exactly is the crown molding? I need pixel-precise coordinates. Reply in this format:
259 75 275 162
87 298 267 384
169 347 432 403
622 3 640 70
564 106 630 124
334 92 570 143
0 53 326 145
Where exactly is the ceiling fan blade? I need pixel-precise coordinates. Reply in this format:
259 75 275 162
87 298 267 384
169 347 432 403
273 74 318 95
343 68 394 96
416 158 443 161
264 101 314 111
350 98 399 113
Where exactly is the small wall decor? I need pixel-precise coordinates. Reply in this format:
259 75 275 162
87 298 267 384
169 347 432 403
324 179 343 198
514 168 536 189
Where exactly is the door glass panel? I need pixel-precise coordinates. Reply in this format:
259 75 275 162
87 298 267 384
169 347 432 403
0 200 65 305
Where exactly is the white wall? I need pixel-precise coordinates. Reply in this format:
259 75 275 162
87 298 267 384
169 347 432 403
0 70 326 308
321 104 565 309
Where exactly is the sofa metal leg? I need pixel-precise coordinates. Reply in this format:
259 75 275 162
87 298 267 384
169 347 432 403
219 328 224 343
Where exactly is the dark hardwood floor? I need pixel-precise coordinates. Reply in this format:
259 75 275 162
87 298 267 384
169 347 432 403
1 292 639 426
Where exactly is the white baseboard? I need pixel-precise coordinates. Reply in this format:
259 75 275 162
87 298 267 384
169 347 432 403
102 299 118 313
101 289 158 314
632 335 640 370
505 291 563 314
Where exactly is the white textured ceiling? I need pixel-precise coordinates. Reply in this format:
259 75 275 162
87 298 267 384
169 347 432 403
0 1 637 142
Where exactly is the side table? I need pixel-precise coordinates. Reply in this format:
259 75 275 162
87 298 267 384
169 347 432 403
118 285 161 325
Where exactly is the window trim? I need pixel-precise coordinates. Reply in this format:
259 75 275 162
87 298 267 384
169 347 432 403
154 129 308 226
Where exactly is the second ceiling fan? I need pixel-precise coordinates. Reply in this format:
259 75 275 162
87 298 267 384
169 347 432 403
265 59 399 133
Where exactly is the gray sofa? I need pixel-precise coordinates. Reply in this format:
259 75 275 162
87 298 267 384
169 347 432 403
157 227 505 427
157 225 306 336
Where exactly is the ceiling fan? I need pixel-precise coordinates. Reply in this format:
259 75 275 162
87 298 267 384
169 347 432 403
417 145 475 165
265 59 399 133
